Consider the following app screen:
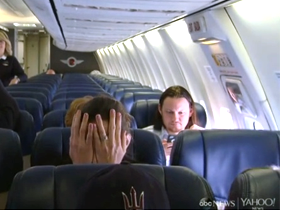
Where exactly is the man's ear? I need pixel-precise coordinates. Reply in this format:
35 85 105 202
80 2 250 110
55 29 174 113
189 107 193 116
158 104 162 115
126 133 132 148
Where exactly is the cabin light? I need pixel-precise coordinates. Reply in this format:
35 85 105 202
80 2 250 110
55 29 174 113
201 39 221 45
193 37 223 45
0 25 9 32
13 23 36 27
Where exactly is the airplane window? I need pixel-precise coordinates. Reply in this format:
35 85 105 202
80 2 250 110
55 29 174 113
225 80 257 118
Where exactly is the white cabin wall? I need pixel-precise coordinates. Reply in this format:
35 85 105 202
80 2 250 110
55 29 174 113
124 40 147 85
198 0 279 130
95 51 105 73
143 30 177 88
17 34 25 69
108 48 123 78
138 35 167 89
99 50 114 75
104 49 116 75
163 20 218 129
225 0 280 129
97 23 218 128
119 43 141 82
118 44 137 81
39 33 50 73
163 17 239 129
112 46 131 80
96 0 279 130
130 40 155 86
25 34 40 77
133 36 160 89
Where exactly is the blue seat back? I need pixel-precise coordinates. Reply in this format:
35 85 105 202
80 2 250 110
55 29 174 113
226 167 280 210
8 91 49 113
7 86 52 104
14 97 43 132
0 128 23 193
42 110 67 130
57 87 103 93
6 164 216 209
170 129 280 202
41 110 136 130
7 83 55 93
114 87 160 100
15 110 36 155
50 98 75 111
31 128 166 166
120 92 162 113
130 99 207 128
130 99 159 128
104 81 135 92
52 91 103 101
108 83 143 95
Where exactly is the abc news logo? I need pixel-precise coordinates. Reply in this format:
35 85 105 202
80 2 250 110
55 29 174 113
199 198 234 209
199 197 276 209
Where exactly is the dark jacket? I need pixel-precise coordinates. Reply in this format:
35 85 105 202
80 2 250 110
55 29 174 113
0 80 20 130
0 55 27 87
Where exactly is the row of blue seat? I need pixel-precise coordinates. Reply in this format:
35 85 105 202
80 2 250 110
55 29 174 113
0 127 280 202
4 164 279 209
4 73 168 156
40 99 207 131
0 73 280 209
4 73 108 155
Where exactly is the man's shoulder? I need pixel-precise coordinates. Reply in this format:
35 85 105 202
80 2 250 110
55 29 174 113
142 125 154 131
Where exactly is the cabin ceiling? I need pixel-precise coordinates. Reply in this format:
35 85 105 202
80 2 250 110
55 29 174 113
1 0 228 52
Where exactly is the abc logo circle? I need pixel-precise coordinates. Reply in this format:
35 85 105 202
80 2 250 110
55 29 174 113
199 197 214 209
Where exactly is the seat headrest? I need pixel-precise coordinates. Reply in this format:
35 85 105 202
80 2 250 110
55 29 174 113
130 99 159 128
0 128 23 192
41 110 136 130
114 87 153 100
77 164 171 209
56 88 103 94
42 109 67 130
129 115 137 129
226 167 280 210
7 87 50 100
120 92 162 113
132 129 166 165
14 97 44 132
52 91 103 101
130 99 207 128
194 102 207 128
50 98 75 111
107 83 141 94
170 129 280 202
15 110 36 156
8 91 48 112
6 164 217 209
31 128 166 166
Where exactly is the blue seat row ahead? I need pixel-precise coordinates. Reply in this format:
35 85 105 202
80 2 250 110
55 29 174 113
1 126 279 203
4 164 280 209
